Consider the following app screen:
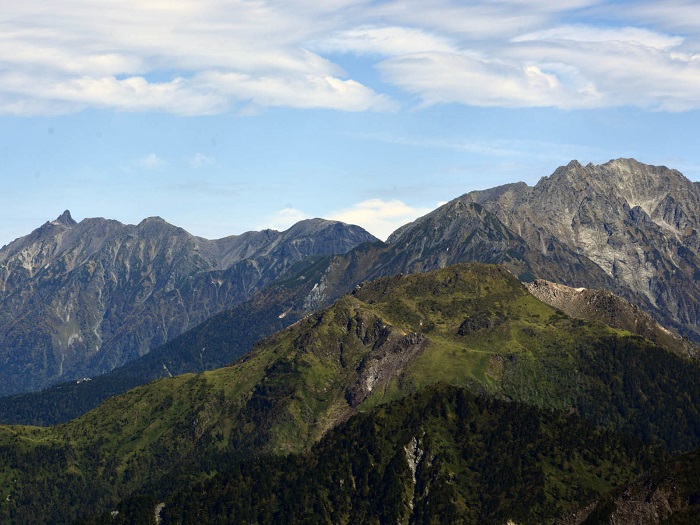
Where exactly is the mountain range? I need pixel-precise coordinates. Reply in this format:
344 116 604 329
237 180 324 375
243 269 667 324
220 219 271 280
0 213 376 394
3 158 700 398
265 158 700 342
1 158 700 522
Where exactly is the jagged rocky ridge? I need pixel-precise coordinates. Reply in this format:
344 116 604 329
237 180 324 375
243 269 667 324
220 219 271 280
364 159 700 342
471 158 700 340
0 212 377 395
3 157 700 401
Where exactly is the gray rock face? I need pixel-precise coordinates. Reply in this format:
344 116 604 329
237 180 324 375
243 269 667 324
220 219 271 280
382 159 700 341
0 212 377 395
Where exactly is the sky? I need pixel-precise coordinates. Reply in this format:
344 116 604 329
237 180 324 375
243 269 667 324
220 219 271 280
1 0 699 245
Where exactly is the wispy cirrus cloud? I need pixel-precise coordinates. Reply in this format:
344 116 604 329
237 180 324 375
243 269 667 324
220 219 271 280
512 25 684 49
357 133 605 162
1 0 699 114
314 25 457 56
0 0 390 115
374 19 699 110
625 0 700 34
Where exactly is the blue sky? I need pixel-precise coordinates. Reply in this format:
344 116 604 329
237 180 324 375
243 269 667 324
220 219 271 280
1 0 699 244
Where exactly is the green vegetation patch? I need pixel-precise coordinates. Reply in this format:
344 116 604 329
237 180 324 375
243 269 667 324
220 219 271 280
102 384 663 525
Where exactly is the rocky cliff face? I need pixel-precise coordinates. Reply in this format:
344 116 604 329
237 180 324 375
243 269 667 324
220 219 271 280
0 212 377 395
382 159 700 341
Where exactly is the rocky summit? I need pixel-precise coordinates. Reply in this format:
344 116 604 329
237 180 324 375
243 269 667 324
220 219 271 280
0 213 377 395
378 159 700 341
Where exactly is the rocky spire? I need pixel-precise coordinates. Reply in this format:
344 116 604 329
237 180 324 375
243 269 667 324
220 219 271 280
54 210 77 227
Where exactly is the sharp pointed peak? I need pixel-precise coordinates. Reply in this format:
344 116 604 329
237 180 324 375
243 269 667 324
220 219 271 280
53 210 77 227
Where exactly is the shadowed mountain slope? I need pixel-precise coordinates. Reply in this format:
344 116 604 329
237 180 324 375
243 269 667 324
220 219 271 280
571 447 700 525
104 385 664 525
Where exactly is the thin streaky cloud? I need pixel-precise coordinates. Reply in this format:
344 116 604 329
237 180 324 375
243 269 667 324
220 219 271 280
512 25 684 49
314 25 457 56
356 133 606 162
616 1 700 33
0 0 699 114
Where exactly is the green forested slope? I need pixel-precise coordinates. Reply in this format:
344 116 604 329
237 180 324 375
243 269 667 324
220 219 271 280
98 385 664 525
0 263 699 523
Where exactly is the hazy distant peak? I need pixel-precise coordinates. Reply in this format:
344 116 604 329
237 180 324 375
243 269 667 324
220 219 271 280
283 218 378 241
284 217 333 232
52 209 76 227
138 216 168 226
470 181 530 207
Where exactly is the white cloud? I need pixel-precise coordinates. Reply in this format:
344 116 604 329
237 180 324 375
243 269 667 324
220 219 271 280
197 71 395 112
1 0 699 114
329 199 433 240
378 51 599 109
366 1 546 40
513 25 684 49
0 0 390 115
506 38 700 111
376 18 700 111
264 207 310 231
137 153 166 169
315 25 457 56
627 1 700 33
